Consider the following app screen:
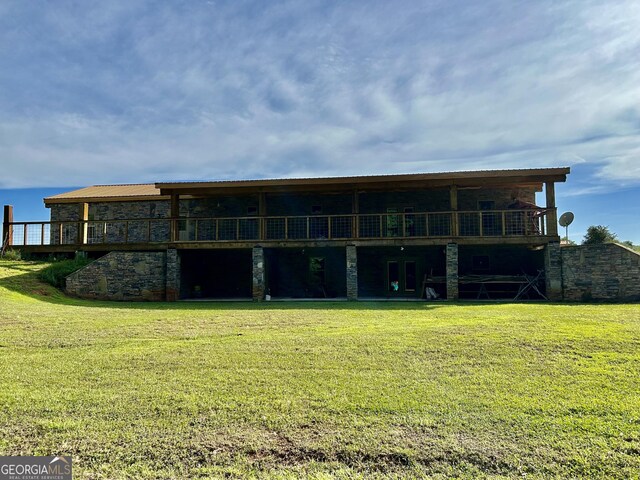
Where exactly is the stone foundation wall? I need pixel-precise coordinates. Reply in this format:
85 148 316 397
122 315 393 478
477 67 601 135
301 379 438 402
61 243 640 303
561 243 640 302
65 251 167 301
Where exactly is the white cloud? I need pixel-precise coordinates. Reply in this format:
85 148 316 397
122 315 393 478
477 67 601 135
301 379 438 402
0 0 639 188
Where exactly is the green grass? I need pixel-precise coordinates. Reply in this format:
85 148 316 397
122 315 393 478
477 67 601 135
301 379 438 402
0 259 639 479
37 255 93 288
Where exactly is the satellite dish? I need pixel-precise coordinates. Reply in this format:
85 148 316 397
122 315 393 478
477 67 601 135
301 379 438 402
559 212 574 227
558 212 574 243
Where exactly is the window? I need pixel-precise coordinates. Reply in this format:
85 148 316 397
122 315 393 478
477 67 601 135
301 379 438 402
247 206 258 215
478 200 495 210
387 259 419 293
388 261 400 292
311 205 322 214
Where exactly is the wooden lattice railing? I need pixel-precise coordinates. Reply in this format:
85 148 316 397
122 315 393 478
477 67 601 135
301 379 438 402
4 209 553 246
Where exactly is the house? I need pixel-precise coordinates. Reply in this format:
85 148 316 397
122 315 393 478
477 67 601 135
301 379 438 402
2 168 571 301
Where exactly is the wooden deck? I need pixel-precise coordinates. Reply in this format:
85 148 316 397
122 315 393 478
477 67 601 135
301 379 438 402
4 208 557 252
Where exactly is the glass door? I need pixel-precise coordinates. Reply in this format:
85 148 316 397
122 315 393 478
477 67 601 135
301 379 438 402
387 260 418 294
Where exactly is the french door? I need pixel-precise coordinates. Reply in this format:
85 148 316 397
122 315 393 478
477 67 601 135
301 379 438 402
387 260 417 294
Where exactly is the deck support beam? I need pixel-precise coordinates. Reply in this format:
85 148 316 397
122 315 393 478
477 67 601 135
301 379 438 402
2 205 13 247
79 203 89 245
170 194 180 242
252 246 265 301
446 243 459 300
449 185 458 236
346 245 358 300
545 182 558 236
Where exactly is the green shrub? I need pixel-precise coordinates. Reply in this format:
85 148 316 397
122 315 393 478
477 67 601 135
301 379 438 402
1 249 22 260
38 256 92 289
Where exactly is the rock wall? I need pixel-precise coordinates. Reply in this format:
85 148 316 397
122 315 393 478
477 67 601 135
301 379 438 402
62 243 640 303
561 243 640 301
65 251 167 301
545 242 563 300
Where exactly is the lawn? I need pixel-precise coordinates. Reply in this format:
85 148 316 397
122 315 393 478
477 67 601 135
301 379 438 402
0 259 638 479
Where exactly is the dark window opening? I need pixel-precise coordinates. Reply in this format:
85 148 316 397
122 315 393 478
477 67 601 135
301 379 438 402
311 205 322 214
388 261 400 292
479 200 495 210
405 261 416 291
247 206 258 215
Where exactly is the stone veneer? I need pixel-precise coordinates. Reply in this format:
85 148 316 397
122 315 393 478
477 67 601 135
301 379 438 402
252 247 265 300
346 245 358 300
62 243 640 302
165 249 180 301
561 243 640 301
544 242 563 301
65 251 167 301
446 243 459 300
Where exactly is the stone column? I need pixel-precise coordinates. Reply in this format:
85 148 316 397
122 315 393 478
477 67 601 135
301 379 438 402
166 248 180 301
252 246 265 301
346 245 358 300
446 243 459 300
544 241 562 300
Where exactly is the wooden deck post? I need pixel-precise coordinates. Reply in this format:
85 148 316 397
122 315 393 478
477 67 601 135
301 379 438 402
450 185 458 236
79 202 89 244
170 194 179 242
545 182 558 236
352 190 359 238
2 205 13 247
258 192 266 240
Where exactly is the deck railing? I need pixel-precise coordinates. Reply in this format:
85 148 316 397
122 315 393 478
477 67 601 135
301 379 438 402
3 209 551 247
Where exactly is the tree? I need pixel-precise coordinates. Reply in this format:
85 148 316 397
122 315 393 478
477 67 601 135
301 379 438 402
582 225 617 245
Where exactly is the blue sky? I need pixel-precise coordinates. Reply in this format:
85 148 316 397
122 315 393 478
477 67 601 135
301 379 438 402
0 0 638 242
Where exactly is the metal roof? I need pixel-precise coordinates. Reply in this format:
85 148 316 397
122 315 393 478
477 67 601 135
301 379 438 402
44 184 165 205
44 168 570 204
155 167 570 189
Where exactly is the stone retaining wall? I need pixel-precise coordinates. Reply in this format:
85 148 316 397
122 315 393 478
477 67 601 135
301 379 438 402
561 243 640 301
65 251 167 301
